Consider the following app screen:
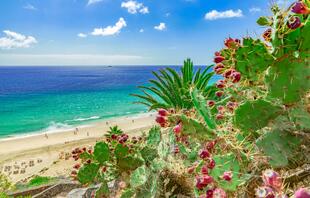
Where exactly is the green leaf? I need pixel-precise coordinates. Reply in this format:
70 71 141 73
209 153 247 191
117 156 144 171
257 16 271 26
120 189 135 198
94 142 110 164
114 144 129 159
256 129 301 168
191 88 216 130
147 126 161 146
140 146 158 162
95 182 109 198
234 99 282 134
130 166 149 189
77 163 100 184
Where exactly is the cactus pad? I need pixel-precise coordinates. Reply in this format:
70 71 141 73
234 99 282 133
235 38 273 81
256 129 301 168
77 163 100 184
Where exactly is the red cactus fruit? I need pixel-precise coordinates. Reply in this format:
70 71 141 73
287 16 302 29
88 149 92 154
173 123 182 135
196 175 214 189
214 56 225 63
111 134 117 140
158 108 169 116
294 188 310 198
82 147 87 152
231 72 241 83
206 141 216 151
216 80 225 89
86 159 91 164
102 167 107 173
263 28 272 42
255 186 275 198
214 51 221 56
226 101 236 111
206 189 214 198
215 91 224 98
262 169 282 190
216 113 224 120
208 100 216 107
207 159 216 169
224 37 235 48
156 115 166 125
291 2 309 14
199 149 211 159
201 165 208 175
73 164 80 169
214 63 225 74
71 170 77 175
217 105 225 112
187 166 196 174
222 171 233 181
235 39 241 44
223 69 235 78
213 188 227 198
174 146 180 154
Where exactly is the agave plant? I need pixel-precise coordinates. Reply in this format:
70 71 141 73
104 125 123 138
132 59 215 110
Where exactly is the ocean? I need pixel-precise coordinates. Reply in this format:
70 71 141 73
0 66 216 138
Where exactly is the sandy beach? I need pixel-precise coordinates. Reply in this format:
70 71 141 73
0 113 156 183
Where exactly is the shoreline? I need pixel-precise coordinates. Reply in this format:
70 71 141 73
0 112 156 182
0 112 152 142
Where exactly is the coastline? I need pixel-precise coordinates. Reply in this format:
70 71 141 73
0 112 156 182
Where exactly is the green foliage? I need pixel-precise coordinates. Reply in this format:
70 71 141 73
94 142 110 164
120 189 135 198
28 176 53 187
132 58 215 110
234 99 282 134
209 153 249 191
95 182 109 198
0 173 14 193
147 126 161 146
140 146 158 163
77 163 100 184
117 156 144 171
130 165 149 189
289 103 310 131
257 16 271 26
265 58 310 104
191 88 216 129
256 129 301 168
114 143 129 159
235 38 273 81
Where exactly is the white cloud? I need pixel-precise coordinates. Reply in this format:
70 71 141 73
121 1 149 14
204 9 243 20
0 30 37 49
23 4 37 10
77 33 87 38
249 7 261 13
87 0 103 6
154 23 166 31
139 29 144 33
91 18 127 36
165 13 171 17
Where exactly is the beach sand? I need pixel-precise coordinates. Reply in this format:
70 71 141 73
0 113 156 183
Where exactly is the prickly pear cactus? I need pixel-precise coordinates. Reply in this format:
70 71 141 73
256 129 301 168
235 38 273 81
234 99 282 133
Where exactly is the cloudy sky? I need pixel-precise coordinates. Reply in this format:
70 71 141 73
0 0 293 66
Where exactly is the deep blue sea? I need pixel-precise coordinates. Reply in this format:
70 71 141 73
0 66 216 138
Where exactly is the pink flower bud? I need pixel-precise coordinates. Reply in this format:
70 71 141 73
208 100 215 107
201 165 208 175
214 56 225 63
173 123 182 135
215 91 224 98
213 188 227 198
291 2 309 14
199 149 210 159
256 186 275 198
262 169 282 190
287 16 302 30
294 188 310 198
207 158 216 169
222 171 233 181
158 108 169 116
155 115 166 125
216 80 225 89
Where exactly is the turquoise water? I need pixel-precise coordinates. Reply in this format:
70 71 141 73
0 66 217 138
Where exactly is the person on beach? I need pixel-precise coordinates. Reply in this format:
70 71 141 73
45 133 48 139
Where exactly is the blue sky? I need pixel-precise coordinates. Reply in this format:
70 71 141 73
0 0 293 66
